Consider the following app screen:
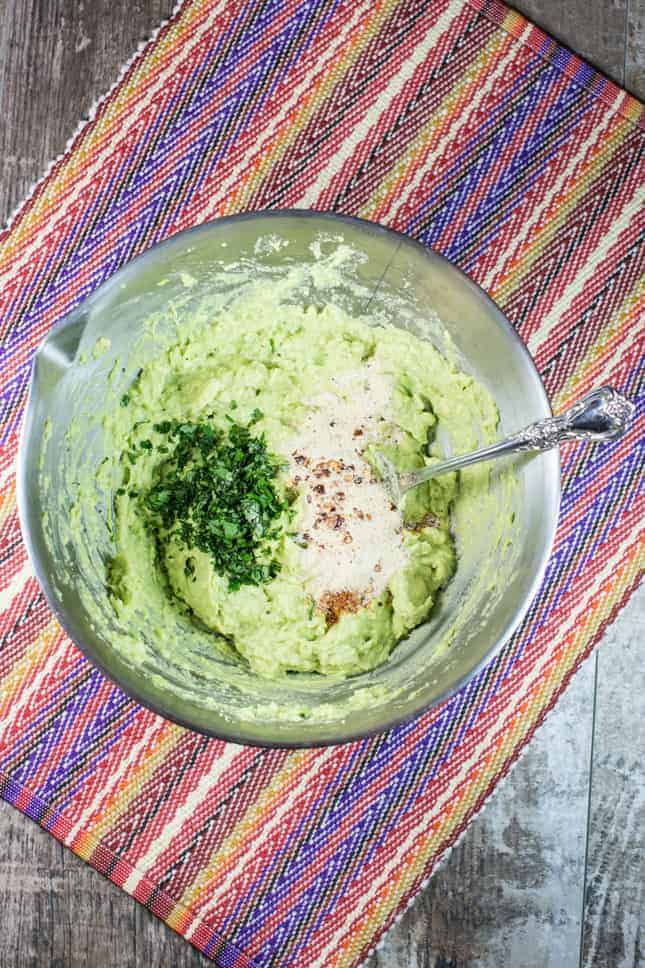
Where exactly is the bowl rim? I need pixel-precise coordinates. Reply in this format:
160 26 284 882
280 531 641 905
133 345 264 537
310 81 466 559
17 209 561 748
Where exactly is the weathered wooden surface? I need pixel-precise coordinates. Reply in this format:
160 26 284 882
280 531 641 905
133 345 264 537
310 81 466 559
369 657 597 968
0 0 176 225
517 0 645 100
580 599 645 968
626 0 645 96
0 1 643 966
516 0 629 90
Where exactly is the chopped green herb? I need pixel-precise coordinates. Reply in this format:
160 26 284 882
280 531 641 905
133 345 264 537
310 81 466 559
139 439 153 451
138 417 288 591
120 393 130 407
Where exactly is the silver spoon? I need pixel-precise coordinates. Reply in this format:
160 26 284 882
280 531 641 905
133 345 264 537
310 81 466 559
375 386 634 505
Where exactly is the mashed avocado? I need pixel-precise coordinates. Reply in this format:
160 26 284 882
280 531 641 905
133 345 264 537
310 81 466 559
106 301 489 680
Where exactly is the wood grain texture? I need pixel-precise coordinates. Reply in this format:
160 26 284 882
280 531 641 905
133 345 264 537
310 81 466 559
60 847 138 968
0 0 176 226
626 0 645 97
0 800 65 968
581 593 645 968
367 657 596 968
510 0 627 86
0 0 642 965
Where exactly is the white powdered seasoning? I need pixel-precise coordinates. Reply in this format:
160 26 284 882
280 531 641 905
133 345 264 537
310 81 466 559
286 363 408 619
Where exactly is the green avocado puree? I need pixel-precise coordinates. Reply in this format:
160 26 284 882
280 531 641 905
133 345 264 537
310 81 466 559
105 301 493 680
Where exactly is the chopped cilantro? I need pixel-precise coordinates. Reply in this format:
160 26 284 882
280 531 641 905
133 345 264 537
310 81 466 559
120 393 130 407
138 417 287 591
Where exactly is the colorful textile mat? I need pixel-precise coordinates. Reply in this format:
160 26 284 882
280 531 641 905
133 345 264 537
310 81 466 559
0 0 643 964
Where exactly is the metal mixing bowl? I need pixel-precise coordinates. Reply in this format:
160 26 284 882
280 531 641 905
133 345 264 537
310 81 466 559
18 211 560 747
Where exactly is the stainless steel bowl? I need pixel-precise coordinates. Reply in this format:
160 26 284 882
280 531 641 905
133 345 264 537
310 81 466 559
18 211 560 747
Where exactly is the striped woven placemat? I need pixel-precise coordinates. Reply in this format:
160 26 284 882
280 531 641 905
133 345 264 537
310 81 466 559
0 1 643 964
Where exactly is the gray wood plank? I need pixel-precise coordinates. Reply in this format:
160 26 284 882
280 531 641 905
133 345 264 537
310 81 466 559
61 849 138 968
368 654 596 968
510 0 627 86
626 0 645 97
581 587 645 968
0 801 65 968
0 0 175 227
0 797 211 968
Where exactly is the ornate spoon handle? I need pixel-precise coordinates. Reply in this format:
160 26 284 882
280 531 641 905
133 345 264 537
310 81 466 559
505 385 635 450
395 387 634 498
